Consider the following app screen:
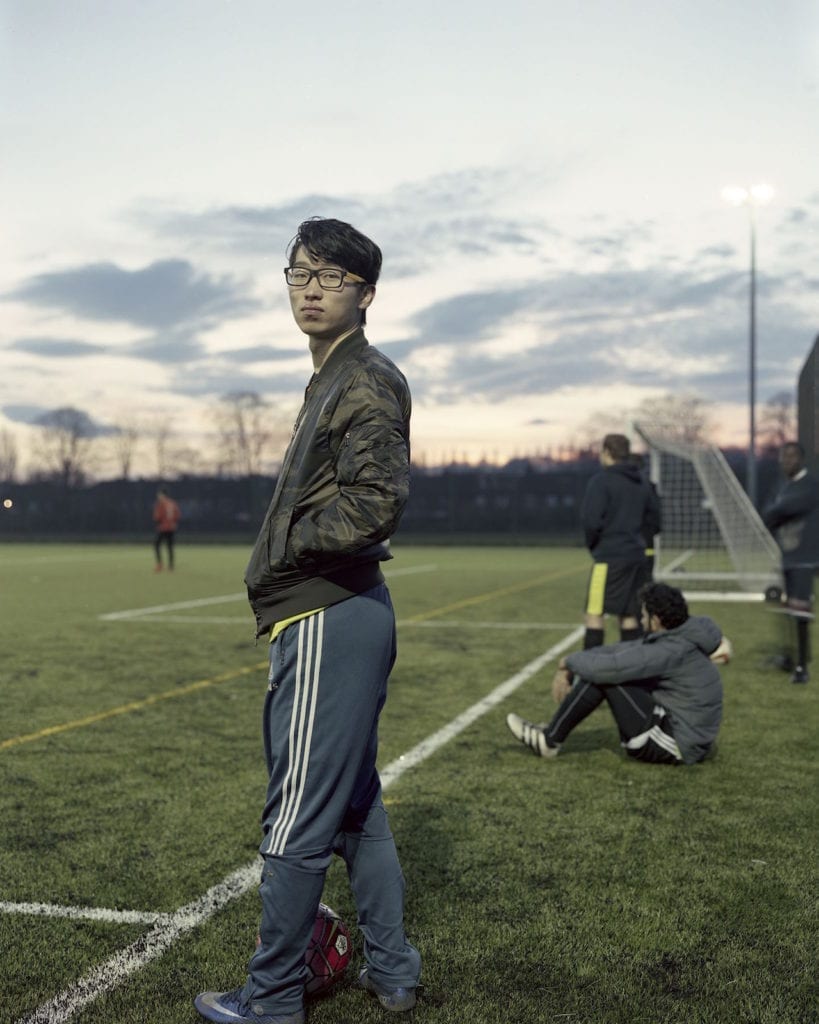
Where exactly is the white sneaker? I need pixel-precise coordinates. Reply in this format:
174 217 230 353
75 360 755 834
506 713 560 758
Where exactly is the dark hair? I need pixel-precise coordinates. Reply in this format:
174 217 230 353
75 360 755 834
602 433 630 461
639 582 689 630
287 217 382 284
287 217 381 326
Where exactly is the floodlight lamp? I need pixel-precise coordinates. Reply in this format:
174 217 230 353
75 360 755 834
749 183 775 205
721 185 749 206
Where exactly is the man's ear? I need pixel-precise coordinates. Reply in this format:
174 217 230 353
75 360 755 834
358 284 376 312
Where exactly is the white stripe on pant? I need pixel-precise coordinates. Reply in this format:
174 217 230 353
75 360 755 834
265 612 324 856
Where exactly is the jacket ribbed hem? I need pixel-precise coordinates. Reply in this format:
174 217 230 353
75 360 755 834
252 561 386 638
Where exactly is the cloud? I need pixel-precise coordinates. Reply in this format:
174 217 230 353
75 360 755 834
411 288 534 342
219 345 306 364
165 364 309 400
392 260 812 406
9 336 107 357
136 167 555 278
7 167 813 441
126 330 206 364
9 259 259 329
34 406 116 438
2 404 48 424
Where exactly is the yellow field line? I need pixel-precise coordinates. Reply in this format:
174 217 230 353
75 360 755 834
0 662 267 751
2 563 584 751
401 564 583 622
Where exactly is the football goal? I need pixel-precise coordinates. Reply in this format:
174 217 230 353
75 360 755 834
633 422 782 599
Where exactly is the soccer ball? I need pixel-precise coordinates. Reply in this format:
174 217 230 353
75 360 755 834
304 902 352 995
255 902 352 997
710 636 733 664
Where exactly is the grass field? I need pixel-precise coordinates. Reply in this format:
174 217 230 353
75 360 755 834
0 542 816 1024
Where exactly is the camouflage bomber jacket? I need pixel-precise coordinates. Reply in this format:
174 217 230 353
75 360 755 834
244 328 411 638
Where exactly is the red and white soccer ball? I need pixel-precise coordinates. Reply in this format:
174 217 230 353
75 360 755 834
710 636 733 664
255 902 352 997
304 902 352 995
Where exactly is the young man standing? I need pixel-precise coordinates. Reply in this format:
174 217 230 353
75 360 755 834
579 434 661 648
152 488 180 571
507 582 723 765
762 441 819 684
195 218 420 1024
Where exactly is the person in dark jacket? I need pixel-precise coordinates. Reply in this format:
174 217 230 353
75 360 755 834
762 441 819 684
507 582 724 765
580 434 661 648
196 218 420 1024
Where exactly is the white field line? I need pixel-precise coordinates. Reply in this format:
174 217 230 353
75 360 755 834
13 862 261 1024
126 618 581 626
664 550 695 573
13 624 581 1024
683 591 765 604
98 592 246 620
0 901 171 926
379 625 583 788
402 620 580 631
96 564 438 622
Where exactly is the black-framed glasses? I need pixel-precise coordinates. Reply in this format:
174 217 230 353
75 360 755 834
283 266 368 290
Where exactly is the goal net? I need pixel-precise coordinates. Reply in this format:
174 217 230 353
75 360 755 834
633 422 782 597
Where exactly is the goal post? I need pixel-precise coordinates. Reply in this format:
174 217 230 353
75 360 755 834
633 421 782 597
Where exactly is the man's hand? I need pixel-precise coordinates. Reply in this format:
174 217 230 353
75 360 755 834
551 663 574 704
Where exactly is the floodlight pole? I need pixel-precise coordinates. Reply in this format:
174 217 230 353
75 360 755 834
722 183 773 509
748 203 757 508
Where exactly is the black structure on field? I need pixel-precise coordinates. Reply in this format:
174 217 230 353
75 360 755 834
798 333 819 474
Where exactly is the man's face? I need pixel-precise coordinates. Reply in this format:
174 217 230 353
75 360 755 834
779 446 803 479
287 245 374 341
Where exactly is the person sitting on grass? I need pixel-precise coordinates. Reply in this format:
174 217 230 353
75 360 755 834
506 582 724 765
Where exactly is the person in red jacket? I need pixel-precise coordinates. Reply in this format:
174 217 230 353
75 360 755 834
152 488 181 571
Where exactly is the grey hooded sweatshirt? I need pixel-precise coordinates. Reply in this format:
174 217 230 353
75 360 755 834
565 616 723 764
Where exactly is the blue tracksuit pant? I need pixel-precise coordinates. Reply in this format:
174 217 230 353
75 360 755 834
241 584 421 1015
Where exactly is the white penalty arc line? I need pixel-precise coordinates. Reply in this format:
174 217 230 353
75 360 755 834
13 863 262 1024
379 625 583 788
96 564 439 622
14 624 581 1024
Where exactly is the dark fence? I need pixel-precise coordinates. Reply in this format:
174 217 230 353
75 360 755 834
0 454 783 543
0 465 595 542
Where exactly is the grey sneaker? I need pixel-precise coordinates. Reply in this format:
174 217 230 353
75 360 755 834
359 967 417 1012
506 712 560 758
791 666 809 684
194 988 304 1024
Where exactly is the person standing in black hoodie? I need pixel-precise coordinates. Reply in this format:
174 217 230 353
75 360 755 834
579 434 661 649
762 441 819 683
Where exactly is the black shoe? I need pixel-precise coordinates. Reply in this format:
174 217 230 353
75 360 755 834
791 667 809 684
771 653 795 673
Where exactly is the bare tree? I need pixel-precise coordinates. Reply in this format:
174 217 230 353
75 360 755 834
108 418 142 480
151 417 175 480
631 393 714 445
170 444 207 477
31 407 98 487
573 408 629 455
758 390 796 454
0 428 18 483
215 391 288 477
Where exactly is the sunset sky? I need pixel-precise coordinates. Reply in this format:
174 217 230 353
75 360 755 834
2 0 818 475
